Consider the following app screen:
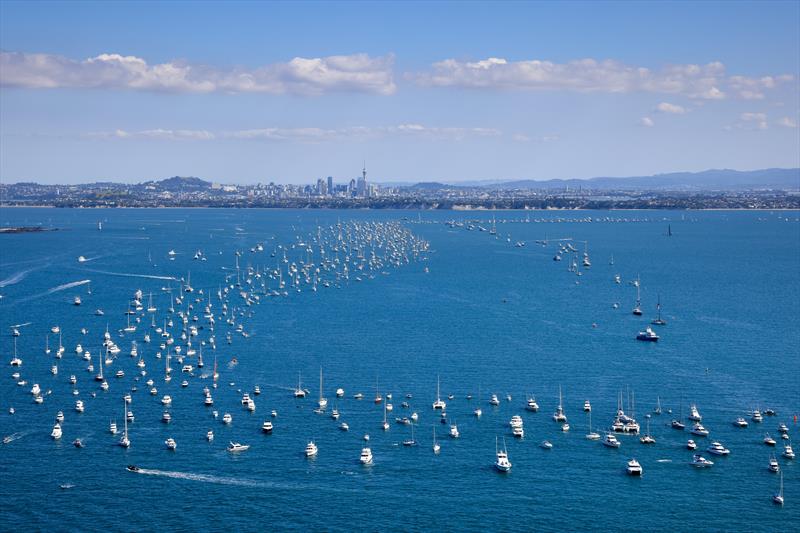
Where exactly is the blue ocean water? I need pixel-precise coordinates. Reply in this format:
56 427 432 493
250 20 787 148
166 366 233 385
0 208 798 531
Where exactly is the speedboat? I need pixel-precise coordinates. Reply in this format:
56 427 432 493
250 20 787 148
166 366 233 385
206 430 214 442
227 442 249 452
75 400 85 413
305 440 318 457
73 438 83 448
687 439 697 450
691 423 709 437
51 423 62 440
764 434 776 446
489 394 500 406
671 419 685 430
540 440 553 450
339 422 349 431
126 465 140 472
261 420 273 433
691 454 714 468
222 413 232 424
360 447 373 465
688 404 702 422
603 433 621 448
56 411 65 423
777 423 789 434
733 417 748 428
768 455 780 473
165 437 177 450
161 412 171 423
626 458 643 476
707 441 730 455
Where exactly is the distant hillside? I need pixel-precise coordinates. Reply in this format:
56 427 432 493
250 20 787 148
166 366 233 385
144 176 212 191
493 168 800 191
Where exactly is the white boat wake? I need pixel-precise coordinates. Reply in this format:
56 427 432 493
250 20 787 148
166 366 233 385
0 267 39 288
46 279 91 294
130 467 270 488
79 268 177 281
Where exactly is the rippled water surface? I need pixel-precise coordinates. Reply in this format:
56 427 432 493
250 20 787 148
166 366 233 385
0 208 798 531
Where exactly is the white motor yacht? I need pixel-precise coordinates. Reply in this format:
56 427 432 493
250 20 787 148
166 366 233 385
206 430 214 442
165 438 177 450
305 440 318 457
51 422 62 440
691 423 709 437
227 442 249 452
688 404 702 422
687 439 697 450
262 420 273 433
360 446 373 465
783 443 795 459
525 396 539 412
768 455 780 473
764 433 776 446
75 400 85 413
222 413 232 425
707 441 730 455
626 458 642 476
733 417 748 428
691 454 713 468
603 433 621 448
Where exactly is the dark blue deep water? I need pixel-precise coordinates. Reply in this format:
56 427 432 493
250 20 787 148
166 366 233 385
0 208 798 531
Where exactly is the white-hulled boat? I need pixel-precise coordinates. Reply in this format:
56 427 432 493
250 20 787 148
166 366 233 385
432 375 446 410
691 454 713 468
784 443 795 459
51 422 62 440
262 420 273 433
494 437 511 472
305 440 318 457
227 442 249 452
360 446 373 465
165 438 177 450
603 433 621 448
707 441 730 455
626 458 642 476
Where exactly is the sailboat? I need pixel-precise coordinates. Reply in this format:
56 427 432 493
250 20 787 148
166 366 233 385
640 417 656 444
632 276 643 315
317 367 327 409
586 410 601 440
382 402 389 431
119 399 130 448
773 472 784 505
654 396 662 415
432 374 446 410
293 372 306 398
403 422 417 446
651 295 667 326
552 385 567 422
432 426 441 454
671 398 685 430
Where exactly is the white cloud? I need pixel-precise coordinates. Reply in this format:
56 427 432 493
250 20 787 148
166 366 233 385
639 117 655 127
739 112 768 130
413 57 793 100
87 124 503 142
87 129 215 140
656 102 686 114
0 51 396 95
776 117 797 128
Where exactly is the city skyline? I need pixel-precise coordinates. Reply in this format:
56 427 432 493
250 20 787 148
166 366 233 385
1 1 799 184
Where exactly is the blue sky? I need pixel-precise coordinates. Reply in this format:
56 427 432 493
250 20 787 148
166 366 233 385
1 0 798 184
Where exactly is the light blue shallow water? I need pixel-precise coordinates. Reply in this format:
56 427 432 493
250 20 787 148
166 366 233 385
0 208 798 531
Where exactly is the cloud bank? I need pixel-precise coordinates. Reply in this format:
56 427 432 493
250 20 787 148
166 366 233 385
0 51 396 95
412 57 792 100
87 124 504 142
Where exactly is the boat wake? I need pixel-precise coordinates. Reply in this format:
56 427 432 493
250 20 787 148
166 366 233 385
130 467 271 488
79 268 177 281
46 279 91 294
0 267 39 288
2 431 31 444
656 459 673 463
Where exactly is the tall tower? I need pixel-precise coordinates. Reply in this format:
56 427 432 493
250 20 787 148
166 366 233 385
357 161 368 198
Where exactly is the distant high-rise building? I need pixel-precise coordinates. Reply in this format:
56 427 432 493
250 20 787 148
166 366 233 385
348 178 356 197
327 176 333 196
357 163 367 198
316 178 327 196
